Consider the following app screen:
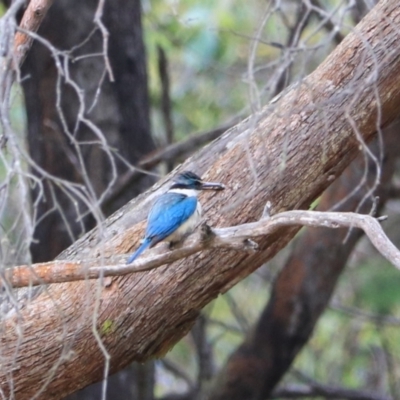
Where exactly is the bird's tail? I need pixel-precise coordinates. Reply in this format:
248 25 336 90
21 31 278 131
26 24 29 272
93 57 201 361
127 238 151 264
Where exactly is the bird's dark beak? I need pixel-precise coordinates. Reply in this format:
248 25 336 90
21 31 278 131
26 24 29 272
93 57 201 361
200 181 225 191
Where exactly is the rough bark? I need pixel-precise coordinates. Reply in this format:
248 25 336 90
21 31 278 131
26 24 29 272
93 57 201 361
22 0 155 263
208 123 400 400
1 1 400 398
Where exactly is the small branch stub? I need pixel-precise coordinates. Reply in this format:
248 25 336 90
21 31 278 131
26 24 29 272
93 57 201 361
243 238 259 252
200 223 215 241
262 201 272 219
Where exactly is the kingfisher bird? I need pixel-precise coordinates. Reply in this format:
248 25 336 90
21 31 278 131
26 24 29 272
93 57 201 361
127 171 225 264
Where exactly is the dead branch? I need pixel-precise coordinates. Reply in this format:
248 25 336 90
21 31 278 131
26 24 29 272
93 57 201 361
331 302 400 326
310 0 346 44
13 0 54 66
2 210 399 288
93 0 114 81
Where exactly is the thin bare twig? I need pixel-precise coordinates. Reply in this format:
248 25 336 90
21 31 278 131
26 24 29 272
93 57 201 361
310 0 346 44
93 0 114 81
330 302 400 326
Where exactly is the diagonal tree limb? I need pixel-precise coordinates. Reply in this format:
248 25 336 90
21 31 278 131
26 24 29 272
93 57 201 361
2 1 400 398
207 123 400 399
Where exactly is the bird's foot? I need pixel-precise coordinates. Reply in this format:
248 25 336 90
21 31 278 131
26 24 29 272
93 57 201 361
199 222 216 243
168 240 180 250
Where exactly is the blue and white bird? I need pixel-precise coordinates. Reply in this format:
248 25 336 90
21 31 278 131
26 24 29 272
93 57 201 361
127 171 225 264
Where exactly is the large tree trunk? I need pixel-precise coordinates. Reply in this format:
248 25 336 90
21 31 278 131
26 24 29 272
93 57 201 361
1 1 400 398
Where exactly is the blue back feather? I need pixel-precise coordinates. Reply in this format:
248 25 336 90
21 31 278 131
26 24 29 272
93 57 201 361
127 193 197 263
146 193 197 241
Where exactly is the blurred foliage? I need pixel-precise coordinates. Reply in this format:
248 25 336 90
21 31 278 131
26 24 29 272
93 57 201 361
143 0 264 141
142 0 348 144
291 252 400 395
353 261 400 314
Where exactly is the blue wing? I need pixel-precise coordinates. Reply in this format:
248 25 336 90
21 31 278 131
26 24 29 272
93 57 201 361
146 193 197 244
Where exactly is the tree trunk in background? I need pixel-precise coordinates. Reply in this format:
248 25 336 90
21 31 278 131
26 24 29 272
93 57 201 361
208 123 400 400
21 0 155 264
19 1 156 399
